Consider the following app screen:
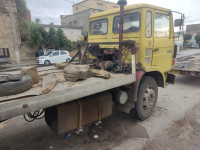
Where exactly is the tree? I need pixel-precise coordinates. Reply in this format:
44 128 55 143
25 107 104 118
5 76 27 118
195 33 200 46
56 28 66 49
47 27 59 49
28 20 47 47
34 18 42 24
55 28 76 51
183 34 192 42
16 0 31 41
28 23 76 51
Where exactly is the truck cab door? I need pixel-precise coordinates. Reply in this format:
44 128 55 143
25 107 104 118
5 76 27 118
152 11 173 72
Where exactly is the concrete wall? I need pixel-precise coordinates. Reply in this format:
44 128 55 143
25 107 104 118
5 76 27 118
61 9 91 36
20 43 37 61
44 26 82 41
0 0 21 62
73 0 119 14
61 0 119 36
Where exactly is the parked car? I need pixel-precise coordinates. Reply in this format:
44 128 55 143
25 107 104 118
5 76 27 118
37 50 71 65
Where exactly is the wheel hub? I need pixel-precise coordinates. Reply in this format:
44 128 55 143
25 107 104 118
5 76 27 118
143 87 155 111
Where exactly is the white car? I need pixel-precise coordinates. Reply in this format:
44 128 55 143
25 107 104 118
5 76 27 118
37 50 71 65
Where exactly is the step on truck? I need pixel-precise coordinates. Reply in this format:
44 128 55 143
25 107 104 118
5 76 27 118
0 1 183 134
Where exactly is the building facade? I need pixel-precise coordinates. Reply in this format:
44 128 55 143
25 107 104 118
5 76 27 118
0 0 21 62
61 0 119 35
186 24 200 35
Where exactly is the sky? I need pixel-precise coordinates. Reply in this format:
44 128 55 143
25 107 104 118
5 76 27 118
26 0 200 26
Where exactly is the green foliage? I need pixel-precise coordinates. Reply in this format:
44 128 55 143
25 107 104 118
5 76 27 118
29 24 76 51
56 28 66 48
16 0 30 41
29 22 47 47
183 34 192 42
47 27 58 48
34 18 42 24
195 33 200 45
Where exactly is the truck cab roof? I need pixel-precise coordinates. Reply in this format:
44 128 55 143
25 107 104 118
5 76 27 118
90 3 171 19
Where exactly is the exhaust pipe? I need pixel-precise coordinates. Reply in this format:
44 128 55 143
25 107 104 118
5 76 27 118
117 0 127 67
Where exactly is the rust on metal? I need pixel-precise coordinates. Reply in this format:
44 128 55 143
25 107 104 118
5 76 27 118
117 0 127 66
22 104 28 109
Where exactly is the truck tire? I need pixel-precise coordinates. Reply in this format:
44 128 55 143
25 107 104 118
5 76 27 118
0 75 33 96
44 60 51 65
134 76 158 120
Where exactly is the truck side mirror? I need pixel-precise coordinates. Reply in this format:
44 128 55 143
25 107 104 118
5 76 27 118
174 19 183 27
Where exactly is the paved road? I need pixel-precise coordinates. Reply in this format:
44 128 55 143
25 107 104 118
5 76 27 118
145 104 200 150
0 74 200 150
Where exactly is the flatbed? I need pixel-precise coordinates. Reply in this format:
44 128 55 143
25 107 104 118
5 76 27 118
171 53 200 77
0 66 135 121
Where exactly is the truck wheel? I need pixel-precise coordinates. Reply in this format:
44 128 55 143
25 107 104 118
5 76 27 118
44 60 51 65
0 75 33 96
134 76 158 120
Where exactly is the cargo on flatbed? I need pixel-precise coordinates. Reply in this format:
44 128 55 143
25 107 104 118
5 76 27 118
0 65 135 121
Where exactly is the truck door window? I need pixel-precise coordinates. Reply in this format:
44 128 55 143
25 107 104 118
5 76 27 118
154 13 170 38
113 12 140 33
90 19 108 35
146 11 152 38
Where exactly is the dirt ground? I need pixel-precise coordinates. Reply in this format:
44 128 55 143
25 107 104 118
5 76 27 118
144 105 200 150
0 75 200 150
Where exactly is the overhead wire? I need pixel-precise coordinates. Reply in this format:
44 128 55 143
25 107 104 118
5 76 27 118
26 0 55 21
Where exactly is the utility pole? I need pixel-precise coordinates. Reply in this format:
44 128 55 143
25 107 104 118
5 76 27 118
8 0 21 64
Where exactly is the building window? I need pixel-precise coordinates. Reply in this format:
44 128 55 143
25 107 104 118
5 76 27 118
154 13 170 38
98 3 104 10
74 21 77 24
76 7 78 10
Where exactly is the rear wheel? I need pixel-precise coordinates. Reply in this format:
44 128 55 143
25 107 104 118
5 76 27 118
134 76 158 120
44 60 51 65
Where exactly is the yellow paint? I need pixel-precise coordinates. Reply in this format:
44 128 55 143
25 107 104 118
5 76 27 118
87 4 175 85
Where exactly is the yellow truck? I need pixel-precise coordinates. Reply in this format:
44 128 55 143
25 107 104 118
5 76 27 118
86 2 182 120
0 1 183 134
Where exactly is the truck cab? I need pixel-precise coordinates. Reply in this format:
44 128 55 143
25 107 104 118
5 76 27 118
87 4 176 88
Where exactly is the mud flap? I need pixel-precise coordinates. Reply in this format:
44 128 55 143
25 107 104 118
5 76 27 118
166 73 175 84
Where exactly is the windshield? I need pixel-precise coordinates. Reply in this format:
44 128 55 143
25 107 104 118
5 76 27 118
45 51 53 56
113 12 140 33
90 19 108 35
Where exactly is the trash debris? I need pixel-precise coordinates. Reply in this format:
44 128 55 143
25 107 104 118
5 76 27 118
64 133 71 139
49 146 53 149
94 135 99 139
